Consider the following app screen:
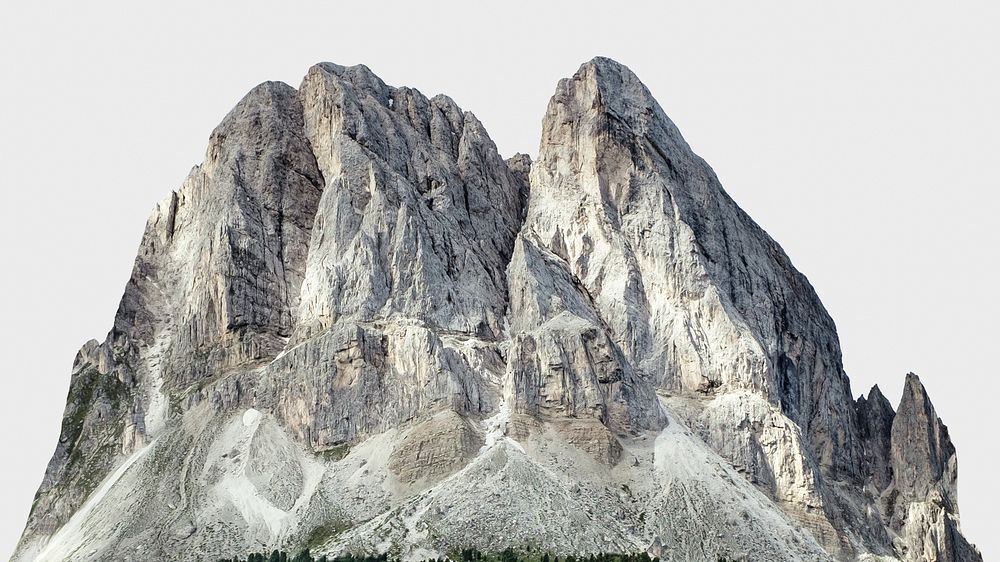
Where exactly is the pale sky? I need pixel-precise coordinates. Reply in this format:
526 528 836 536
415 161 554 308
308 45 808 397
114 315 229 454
1 2 997 560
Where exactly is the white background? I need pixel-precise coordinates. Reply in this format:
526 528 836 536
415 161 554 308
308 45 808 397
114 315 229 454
1 2 997 560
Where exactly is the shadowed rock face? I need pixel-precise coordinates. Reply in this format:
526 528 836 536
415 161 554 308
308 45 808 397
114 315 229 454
850 374 981 562
295 62 525 339
856 385 895 492
891 374 957 505
517 59 877 558
115 80 325 387
883 374 978 562
13 59 981 562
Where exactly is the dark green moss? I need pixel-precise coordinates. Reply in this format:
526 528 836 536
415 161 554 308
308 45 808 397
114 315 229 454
58 364 129 501
315 443 351 462
304 519 352 551
61 365 126 458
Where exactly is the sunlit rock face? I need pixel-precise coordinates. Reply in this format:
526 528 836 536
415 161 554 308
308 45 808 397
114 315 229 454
11 58 981 562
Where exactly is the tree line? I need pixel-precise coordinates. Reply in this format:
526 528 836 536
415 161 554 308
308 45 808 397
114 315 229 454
215 548 679 562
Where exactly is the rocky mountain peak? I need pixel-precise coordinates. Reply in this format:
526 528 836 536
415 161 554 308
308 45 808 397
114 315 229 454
11 58 981 562
856 384 896 492
891 373 957 504
542 57 689 155
878 373 979 562
313 62 392 105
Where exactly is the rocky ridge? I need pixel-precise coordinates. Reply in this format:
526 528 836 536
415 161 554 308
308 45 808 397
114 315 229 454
11 58 981 562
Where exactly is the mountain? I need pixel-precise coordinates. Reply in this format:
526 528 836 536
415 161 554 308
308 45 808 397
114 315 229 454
10 58 981 562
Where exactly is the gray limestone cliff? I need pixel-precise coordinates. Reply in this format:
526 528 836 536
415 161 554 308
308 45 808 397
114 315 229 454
11 58 981 562
885 374 978 562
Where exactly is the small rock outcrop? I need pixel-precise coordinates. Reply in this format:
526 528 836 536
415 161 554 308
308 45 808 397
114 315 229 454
11 59 982 562
856 385 895 492
885 374 978 562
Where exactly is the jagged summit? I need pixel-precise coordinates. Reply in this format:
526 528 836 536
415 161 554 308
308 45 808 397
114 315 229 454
893 373 957 505
11 59 981 562
547 56 693 148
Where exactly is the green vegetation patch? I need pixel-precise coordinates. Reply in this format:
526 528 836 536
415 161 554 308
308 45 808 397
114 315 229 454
304 519 353 551
61 364 126 454
315 443 351 463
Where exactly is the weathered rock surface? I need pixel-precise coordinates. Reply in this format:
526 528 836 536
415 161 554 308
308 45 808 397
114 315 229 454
856 385 896 493
11 58 981 562
883 374 979 562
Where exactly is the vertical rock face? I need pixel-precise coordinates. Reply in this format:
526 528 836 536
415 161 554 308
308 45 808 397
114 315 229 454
295 62 523 338
890 374 956 505
258 62 526 449
884 374 978 562
516 59 872 557
115 81 325 387
12 58 982 562
17 82 328 555
524 56 858 469
856 385 895 492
